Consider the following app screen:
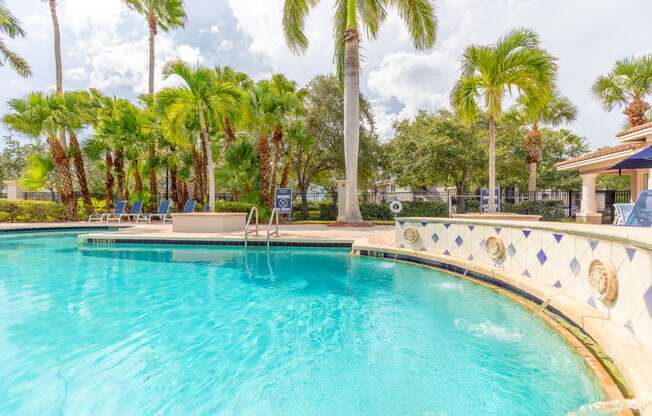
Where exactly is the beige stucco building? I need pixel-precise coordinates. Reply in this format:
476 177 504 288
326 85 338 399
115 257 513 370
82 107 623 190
557 122 652 223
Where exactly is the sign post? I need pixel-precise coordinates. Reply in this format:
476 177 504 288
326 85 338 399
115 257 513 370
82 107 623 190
480 188 501 213
275 188 292 217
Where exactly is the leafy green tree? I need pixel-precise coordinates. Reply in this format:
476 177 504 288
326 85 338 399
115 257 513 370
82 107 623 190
451 28 557 212
282 0 437 223
216 139 258 201
384 110 486 196
592 54 652 128
0 136 45 185
0 1 31 77
161 60 245 210
290 74 379 210
508 91 577 191
124 0 187 196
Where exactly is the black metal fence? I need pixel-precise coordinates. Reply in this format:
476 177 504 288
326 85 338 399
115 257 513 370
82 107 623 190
0 193 6 199
20 189 632 223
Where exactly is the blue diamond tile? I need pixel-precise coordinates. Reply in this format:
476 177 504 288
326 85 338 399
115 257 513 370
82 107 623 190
479 238 486 247
589 239 599 251
507 243 517 257
399 244 405 248
420 221 428 227
444 223 451 229
468 225 475 231
569 258 581 277
523 229 531 238
522 269 531 278
536 249 547 265
467 254 474 261
626 247 636 261
431 233 439 244
553 233 564 243
587 296 597 308
644 287 652 316
455 236 464 246
398 220 405 226
624 320 635 335
494 227 502 234
443 250 451 256
553 280 562 289
420 247 427 251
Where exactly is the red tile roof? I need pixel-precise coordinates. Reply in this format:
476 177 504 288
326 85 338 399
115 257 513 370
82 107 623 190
556 142 647 168
616 121 652 138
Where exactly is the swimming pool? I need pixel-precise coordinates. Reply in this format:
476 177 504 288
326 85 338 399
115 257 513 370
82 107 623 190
0 231 603 415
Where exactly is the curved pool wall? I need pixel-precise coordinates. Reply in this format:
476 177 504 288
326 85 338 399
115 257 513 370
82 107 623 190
386 217 652 401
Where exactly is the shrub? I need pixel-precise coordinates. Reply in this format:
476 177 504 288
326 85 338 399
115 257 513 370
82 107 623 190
0 200 67 222
502 200 566 222
213 200 256 213
317 201 448 221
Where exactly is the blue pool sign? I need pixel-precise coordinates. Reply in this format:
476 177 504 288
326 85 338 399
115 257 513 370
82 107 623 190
480 188 501 213
275 188 292 214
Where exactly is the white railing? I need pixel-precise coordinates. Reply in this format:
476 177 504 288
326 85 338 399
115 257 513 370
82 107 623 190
244 207 259 248
266 208 279 248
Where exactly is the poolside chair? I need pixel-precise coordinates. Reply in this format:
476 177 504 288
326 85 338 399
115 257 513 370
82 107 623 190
613 203 634 225
138 199 171 223
181 199 197 214
88 200 127 223
113 200 144 223
625 190 652 227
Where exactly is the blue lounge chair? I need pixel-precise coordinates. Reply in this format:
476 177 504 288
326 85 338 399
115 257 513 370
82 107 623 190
112 200 143 223
138 200 171 223
625 190 652 227
613 203 634 225
181 199 196 214
88 200 127 223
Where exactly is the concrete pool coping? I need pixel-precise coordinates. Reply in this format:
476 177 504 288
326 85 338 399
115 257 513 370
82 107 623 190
2 221 650 412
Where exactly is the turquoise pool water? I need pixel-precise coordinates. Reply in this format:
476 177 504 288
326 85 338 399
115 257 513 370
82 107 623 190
0 231 603 415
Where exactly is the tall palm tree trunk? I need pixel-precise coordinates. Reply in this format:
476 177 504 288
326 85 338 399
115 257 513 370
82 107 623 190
258 132 272 207
133 160 143 193
343 26 363 223
114 149 126 199
48 0 62 94
224 117 236 147
104 153 114 207
270 125 283 194
48 135 76 218
147 13 159 198
487 114 497 213
191 147 205 203
69 131 92 211
526 128 542 193
170 165 181 208
625 96 650 127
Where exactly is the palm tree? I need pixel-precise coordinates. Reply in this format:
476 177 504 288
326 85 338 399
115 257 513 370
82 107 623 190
3 92 77 217
161 60 244 211
451 28 557 213
511 91 577 192
214 67 254 147
124 0 187 198
0 1 31 77
592 54 652 128
282 0 437 223
57 91 94 211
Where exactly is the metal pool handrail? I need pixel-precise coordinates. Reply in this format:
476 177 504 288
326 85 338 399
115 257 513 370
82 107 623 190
244 207 259 248
266 208 279 248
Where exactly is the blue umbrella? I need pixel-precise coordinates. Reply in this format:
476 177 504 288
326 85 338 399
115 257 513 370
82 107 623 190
611 145 652 170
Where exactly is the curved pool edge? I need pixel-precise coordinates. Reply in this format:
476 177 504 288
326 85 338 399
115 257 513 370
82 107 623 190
352 241 652 412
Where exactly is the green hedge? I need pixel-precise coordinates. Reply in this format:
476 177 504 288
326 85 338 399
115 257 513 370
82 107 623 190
212 201 256 213
318 201 448 221
0 200 67 222
502 200 567 222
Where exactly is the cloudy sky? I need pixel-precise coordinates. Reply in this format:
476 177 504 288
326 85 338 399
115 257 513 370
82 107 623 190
2 0 651 149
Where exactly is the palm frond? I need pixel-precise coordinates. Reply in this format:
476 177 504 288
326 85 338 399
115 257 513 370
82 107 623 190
389 0 437 51
282 0 320 54
0 38 31 77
